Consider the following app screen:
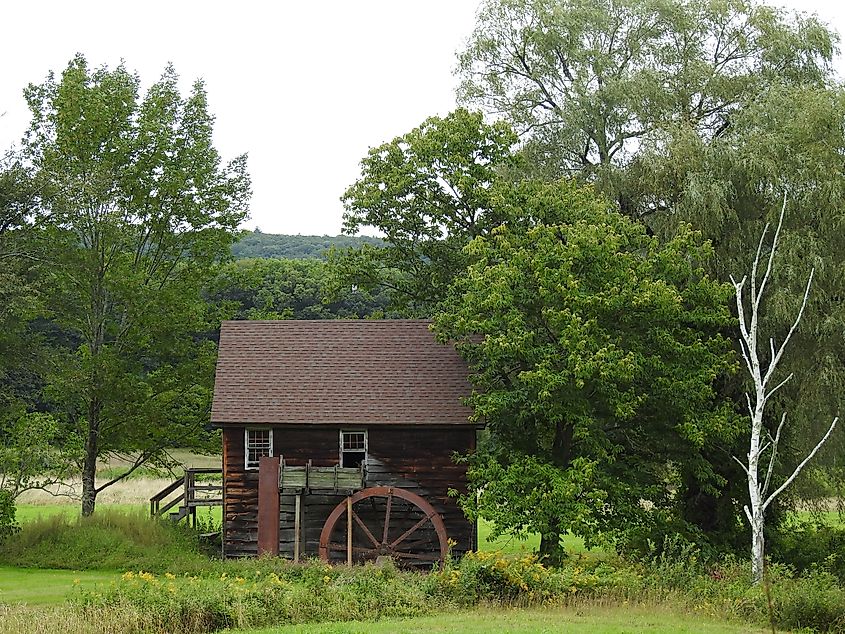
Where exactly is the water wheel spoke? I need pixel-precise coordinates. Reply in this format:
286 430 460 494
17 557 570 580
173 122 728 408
382 490 393 543
327 542 379 556
351 510 379 547
392 550 436 560
389 512 434 549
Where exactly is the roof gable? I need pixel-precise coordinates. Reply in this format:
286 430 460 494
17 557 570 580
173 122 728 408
211 320 473 426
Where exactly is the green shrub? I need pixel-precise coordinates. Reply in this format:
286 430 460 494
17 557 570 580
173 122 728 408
428 550 581 605
771 520 845 581
771 569 845 632
0 490 19 543
78 563 435 633
0 509 208 571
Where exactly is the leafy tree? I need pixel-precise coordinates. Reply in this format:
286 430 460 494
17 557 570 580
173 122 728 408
0 156 62 530
645 84 845 460
335 108 519 315
0 412 78 499
0 151 52 466
207 257 390 321
433 182 739 561
458 0 834 199
0 154 38 396
23 55 250 515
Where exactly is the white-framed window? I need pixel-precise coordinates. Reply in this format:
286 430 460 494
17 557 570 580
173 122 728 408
340 430 367 468
245 428 273 470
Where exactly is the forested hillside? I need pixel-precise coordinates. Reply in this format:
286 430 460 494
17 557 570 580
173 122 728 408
231 230 382 259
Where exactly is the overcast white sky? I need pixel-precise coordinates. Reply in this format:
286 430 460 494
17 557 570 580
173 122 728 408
1 1 843 236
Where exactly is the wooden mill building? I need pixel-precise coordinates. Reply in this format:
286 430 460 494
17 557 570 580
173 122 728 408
210 319 478 564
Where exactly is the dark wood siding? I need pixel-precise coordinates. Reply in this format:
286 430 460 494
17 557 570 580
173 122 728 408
223 425 477 559
366 428 476 557
222 427 259 557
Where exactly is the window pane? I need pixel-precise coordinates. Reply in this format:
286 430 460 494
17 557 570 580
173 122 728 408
246 429 271 468
342 431 365 451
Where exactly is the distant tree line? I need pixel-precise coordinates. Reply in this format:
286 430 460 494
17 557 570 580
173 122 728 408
231 230 383 260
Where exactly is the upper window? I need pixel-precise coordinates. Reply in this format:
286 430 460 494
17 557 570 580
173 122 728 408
340 430 367 468
245 428 272 470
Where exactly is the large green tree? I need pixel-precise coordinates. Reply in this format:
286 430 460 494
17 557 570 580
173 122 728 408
433 181 739 561
0 152 44 430
23 55 250 515
458 0 834 196
335 108 519 315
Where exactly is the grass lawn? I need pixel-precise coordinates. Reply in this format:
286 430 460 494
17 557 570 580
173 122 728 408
14 503 142 524
0 566 116 605
15 502 223 526
232 604 769 634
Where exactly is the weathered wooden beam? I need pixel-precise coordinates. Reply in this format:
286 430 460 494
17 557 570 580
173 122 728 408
346 496 352 567
257 456 281 556
294 493 301 563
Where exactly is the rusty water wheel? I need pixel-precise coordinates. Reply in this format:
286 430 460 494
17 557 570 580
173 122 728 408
318 486 448 568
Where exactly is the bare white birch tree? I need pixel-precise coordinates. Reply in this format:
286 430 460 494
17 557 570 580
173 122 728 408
731 198 838 584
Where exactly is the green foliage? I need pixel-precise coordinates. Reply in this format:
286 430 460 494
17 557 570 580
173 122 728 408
78 563 434 634
0 153 45 432
335 108 519 314
6 513 845 634
434 185 739 557
0 490 19 543
231 231 382 260
647 84 845 488
769 569 845 632
206 257 390 321
770 520 845 583
21 54 250 514
458 0 835 188
0 510 208 572
0 412 78 498
428 550 564 605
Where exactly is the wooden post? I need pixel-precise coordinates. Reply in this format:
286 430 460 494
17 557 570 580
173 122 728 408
257 456 281 556
294 493 301 563
346 496 352 567
183 469 191 518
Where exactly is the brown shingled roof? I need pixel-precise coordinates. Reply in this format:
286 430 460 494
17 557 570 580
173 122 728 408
211 320 474 426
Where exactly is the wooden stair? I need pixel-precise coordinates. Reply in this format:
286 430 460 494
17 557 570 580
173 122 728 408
150 468 223 526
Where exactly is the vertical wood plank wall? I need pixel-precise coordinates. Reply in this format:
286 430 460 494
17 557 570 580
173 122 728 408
222 426 477 558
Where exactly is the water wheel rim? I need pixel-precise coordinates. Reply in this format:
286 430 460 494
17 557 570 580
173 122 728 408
318 486 449 565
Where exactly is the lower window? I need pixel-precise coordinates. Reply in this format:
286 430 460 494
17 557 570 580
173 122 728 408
340 430 367 468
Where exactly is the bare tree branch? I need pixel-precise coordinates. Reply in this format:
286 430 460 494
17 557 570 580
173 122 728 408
764 417 838 511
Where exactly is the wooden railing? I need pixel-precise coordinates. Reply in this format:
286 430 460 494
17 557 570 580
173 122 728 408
150 467 223 523
279 458 365 493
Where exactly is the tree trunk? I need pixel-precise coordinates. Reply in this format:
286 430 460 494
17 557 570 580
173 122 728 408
539 531 565 566
751 511 765 585
539 515 566 566
81 397 100 517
